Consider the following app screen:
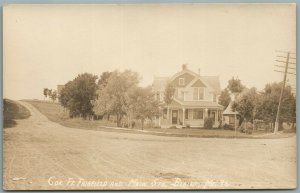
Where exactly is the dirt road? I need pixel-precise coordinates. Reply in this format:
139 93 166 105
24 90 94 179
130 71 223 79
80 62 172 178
3 101 296 190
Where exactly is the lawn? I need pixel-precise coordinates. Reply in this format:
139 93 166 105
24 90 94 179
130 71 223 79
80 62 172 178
24 100 294 138
4 99 31 128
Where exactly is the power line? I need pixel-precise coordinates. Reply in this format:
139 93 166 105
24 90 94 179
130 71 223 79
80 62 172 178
274 64 296 70
274 70 296 75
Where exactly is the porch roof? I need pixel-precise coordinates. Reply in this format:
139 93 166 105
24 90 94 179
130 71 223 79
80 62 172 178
162 98 223 109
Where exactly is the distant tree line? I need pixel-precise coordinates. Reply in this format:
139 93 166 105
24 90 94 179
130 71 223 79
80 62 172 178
218 77 296 130
58 71 160 129
43 88 57 102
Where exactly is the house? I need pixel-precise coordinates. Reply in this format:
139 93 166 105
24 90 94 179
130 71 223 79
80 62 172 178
152 64 223 128
222 101 239 128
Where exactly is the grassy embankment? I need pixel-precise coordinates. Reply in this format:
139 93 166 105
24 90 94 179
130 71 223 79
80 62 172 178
3 99 31 128
24 100 294 138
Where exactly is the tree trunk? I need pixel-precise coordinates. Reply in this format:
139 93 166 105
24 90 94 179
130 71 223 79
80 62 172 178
141 119 144 130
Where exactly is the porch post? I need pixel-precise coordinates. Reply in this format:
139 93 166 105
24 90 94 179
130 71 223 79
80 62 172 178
182 108 185 127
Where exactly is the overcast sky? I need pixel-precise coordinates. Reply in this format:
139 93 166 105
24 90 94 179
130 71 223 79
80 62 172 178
4 4 296 100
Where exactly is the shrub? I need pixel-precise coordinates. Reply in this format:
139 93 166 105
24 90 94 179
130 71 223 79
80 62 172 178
204 117 214 129
239 121 253 134
223 123 233 130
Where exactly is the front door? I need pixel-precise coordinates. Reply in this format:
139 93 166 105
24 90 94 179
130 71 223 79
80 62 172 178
172 110 178 124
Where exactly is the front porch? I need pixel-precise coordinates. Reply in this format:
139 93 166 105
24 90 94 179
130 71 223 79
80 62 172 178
157 107 222 128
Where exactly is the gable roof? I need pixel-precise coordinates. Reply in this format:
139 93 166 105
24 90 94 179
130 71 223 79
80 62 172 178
201 76 221 94
152 66 221 94
191 79 206 87
223 101 239 115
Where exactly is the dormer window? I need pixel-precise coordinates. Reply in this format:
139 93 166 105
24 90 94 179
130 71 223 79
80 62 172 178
179 78 185 86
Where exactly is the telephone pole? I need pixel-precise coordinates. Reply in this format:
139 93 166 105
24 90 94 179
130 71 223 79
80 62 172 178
273 51 296 133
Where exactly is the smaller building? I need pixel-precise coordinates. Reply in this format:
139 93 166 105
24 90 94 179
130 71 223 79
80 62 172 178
222 101 239 128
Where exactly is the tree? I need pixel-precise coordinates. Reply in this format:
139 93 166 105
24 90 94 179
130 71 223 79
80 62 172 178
227 77 245 93
128 86 160 129
163 82 176 125
218 88 231 107
47 89 52 100
232 87 259 124
58 73 98 118
50 90 57 103
43 88 49 100
92 88 111 120
256 82 295 130
103 70 140 127
98 71 112 88
164 82 175 105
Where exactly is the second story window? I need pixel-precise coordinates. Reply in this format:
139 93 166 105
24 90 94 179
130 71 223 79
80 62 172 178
179 78 185 86
193 87 204 100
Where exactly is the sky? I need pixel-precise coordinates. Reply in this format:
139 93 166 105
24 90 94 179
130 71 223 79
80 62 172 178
4 4 296 100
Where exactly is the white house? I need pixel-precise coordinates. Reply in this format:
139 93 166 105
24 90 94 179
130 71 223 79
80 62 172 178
152 64 223 128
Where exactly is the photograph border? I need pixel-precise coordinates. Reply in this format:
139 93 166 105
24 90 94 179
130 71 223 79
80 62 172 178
0 0 298 192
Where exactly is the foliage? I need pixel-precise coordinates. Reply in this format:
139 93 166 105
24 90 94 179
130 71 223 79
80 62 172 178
223 123 233 130
256 82 296 129
4 99 31 128
227 77 245 93
98 71 112 88
93 70 140 127
59 73 98 118
218 88 231 107
232 87 258 123
164 82 176 105
92 87 111 119
204 117 214 129
43 88 49 99
47 89 52 97
239 121 253 134
127 86 160 129
49 90 57 102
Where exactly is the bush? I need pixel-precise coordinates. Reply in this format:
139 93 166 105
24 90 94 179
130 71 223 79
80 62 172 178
204 117 214 129
239 122 253 134
223 123 233 130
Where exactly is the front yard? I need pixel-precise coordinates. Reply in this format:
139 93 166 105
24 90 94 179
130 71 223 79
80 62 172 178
25 100 295 139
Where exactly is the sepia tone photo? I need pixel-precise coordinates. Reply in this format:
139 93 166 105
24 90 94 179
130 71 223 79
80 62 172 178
3 3 296 190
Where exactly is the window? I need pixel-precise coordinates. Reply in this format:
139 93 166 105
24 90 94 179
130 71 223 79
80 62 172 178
185 109 189 119
179 78 185 85
193 87 204 100
193 109 204 120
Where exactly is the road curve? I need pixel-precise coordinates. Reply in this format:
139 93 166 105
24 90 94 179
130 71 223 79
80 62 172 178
3 101 296 190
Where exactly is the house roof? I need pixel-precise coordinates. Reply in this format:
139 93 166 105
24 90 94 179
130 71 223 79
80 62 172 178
223 101 239 115
201 76 221 94
152 72 221 94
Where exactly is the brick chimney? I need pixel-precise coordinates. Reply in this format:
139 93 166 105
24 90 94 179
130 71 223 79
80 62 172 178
182 64 187 70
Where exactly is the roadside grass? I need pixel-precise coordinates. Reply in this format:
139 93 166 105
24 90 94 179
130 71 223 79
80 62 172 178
24 100 295 138
4 99 31 128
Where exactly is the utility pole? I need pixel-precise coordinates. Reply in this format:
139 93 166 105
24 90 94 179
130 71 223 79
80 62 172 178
273 51 296 133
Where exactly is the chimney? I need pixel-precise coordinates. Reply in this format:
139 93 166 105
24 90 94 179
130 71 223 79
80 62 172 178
182 64 187 70
198 68 201 76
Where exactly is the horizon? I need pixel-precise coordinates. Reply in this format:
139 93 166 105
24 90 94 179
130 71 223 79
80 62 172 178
4 4 296 100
